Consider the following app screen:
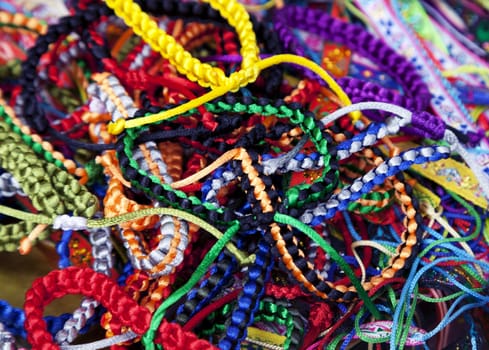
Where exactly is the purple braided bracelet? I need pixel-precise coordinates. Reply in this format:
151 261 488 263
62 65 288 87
273 5 431 116
272 6 484 144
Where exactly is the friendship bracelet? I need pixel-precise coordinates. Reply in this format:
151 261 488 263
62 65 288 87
106 0 260 89
24 267 151 349
3 1 489 349
0 117 97 252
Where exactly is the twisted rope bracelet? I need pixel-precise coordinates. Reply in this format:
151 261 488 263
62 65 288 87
109 0 284 98
24 267 151 350
105 0 260 90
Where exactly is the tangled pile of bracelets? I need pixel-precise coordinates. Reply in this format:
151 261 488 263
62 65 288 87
0 0 489 348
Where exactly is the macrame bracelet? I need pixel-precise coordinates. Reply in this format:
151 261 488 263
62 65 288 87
136 0 283 67
0 116 97 252
105 0 260 90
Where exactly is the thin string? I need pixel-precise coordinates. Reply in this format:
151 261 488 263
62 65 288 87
390 256 489 349
0 205 253 266
388 205 488 348
421 201 484 277
350 240 396 284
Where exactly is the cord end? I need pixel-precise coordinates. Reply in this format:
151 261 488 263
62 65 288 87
107 118 126 135
18 237 32 255
18 223 48 255
350 110 362 123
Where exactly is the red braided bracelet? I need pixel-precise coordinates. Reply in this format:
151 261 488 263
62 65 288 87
24 266 220 350
24 266 151 349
